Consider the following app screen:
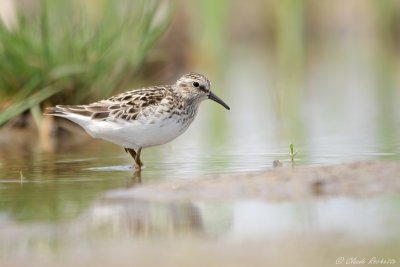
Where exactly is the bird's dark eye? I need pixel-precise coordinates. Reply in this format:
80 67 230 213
192 82 199 87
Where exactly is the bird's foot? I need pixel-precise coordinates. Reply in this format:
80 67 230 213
133 160 144 170
134 163 141 170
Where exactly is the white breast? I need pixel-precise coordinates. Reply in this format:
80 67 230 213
74 114 193 150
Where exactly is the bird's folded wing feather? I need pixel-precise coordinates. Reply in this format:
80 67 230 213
45 87 174 122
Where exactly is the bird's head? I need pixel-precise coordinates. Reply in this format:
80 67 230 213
174 72 230 110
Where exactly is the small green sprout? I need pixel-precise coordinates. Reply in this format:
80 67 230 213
20 171 25 184
289 144 297 163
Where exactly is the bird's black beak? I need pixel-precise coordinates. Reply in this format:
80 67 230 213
208 91 230 110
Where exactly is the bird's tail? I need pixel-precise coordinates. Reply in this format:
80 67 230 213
44 105 68 116
44 105 85 116
44 105 95 118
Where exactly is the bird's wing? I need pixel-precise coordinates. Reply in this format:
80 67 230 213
45 87 174 122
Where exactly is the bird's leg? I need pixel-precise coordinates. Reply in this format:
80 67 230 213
125 148 137 159
134 147 143 170
124 147 143 170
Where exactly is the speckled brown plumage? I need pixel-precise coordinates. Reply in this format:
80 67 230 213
51 86 180 122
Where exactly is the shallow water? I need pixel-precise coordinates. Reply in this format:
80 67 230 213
0 44 400 263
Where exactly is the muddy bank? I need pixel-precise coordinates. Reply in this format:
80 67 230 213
107 161 400 201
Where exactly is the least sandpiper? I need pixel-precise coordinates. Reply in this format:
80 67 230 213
45 72 230 170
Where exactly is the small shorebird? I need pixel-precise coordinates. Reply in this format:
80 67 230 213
45 72 230 170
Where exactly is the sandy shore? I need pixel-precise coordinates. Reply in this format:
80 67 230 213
107 161 400 201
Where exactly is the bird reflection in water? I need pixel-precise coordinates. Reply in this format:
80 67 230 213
127 169 142 187
85 198 205 237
